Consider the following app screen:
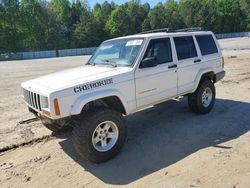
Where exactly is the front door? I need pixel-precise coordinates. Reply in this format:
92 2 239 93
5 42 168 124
135 38 178 108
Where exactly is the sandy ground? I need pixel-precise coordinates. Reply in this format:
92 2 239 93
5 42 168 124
0 38 250 188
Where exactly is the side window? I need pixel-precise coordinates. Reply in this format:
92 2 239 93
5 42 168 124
196 35 218 56
174 36 197 60
143 38 172 64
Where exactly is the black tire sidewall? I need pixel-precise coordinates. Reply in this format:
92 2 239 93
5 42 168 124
196 79 216 113
85 110 125 159
73 108 126 163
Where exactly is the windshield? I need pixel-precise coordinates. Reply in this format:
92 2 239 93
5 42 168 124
88 38 144 67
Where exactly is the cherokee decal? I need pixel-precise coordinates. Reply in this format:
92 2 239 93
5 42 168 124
74 78 113 93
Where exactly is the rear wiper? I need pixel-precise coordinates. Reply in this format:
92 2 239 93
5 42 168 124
101 59 117 67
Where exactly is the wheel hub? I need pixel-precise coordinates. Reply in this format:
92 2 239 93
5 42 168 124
202 87 213 107
92 121 119 152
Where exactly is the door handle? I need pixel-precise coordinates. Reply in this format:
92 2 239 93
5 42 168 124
194 59 201 63
168 64 177 69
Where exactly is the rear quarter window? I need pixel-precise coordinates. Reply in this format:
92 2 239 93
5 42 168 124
196 35 218 56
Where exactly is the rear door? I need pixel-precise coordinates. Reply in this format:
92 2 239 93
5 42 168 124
173 35 201 94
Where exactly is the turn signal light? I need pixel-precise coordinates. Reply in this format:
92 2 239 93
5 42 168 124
42 109 51 117
54 98 61 116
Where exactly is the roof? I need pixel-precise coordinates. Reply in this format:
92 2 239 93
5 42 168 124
107 31 213 41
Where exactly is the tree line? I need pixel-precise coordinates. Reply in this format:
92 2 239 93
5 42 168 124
0 0 250 53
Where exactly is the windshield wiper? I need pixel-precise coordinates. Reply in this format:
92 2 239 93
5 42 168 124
101 59 117 67
86 62 95 66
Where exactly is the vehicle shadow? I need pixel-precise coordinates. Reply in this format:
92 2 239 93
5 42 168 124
58 98 250 185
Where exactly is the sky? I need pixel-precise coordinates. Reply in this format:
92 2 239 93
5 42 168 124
88 0 162 8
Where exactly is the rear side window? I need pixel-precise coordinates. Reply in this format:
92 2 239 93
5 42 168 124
174 36 197 60
144 38 172 64
196 35 218 56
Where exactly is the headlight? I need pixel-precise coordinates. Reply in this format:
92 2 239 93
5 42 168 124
40 96 49 108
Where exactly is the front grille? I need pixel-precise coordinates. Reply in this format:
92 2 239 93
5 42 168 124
22 88 42 111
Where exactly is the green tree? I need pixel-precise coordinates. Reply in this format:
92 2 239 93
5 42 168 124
101 1 116 20
179 0 201 28
106 5 131 37
180 0 217 30
239 0 250 31
164 0 185 29
126 0 149 33
49 0 71 26
74 6 103 47
147 3 168 29
1 0 250 53
141 18 151 31
43 6 66 50
20 0 51 50
247 13 250 30
49 0 73 47
0 0 22 52
71 0 87 25
216 0 242 32
92 1 117 40
93 2 109 40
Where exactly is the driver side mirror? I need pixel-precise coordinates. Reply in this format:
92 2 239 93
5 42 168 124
140 57 157 68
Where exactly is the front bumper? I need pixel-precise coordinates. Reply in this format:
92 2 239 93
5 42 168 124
215 71 225 82
28 107 55 125
28 107 73 128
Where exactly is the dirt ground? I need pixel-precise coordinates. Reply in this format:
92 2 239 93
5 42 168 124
0 37 250 188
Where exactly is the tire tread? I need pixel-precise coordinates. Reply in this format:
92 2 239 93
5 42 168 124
188 78 216 114
72 107 126 163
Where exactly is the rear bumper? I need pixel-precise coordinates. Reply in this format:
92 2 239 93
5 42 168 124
215 71 225 82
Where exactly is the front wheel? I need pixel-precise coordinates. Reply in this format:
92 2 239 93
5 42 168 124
72 107 126 163
188 79 216 114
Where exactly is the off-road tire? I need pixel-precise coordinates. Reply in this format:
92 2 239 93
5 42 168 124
72 107 126 163
188 79 216 114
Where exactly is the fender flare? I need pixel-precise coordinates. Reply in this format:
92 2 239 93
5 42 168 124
70 89 129 115
191 67 215 93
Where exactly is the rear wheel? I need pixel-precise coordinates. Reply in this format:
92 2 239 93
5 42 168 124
72 107 126 163
188 79 216 114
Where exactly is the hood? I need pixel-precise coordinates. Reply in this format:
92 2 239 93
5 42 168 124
22 65 130 91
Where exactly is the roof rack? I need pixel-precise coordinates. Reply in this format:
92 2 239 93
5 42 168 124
139 27 205 34
140 28 174 34
175 27 205 32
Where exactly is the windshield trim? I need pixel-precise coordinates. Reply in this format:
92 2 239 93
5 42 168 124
86 37 145 67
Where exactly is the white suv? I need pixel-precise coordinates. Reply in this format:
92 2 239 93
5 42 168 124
21 28 225 163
